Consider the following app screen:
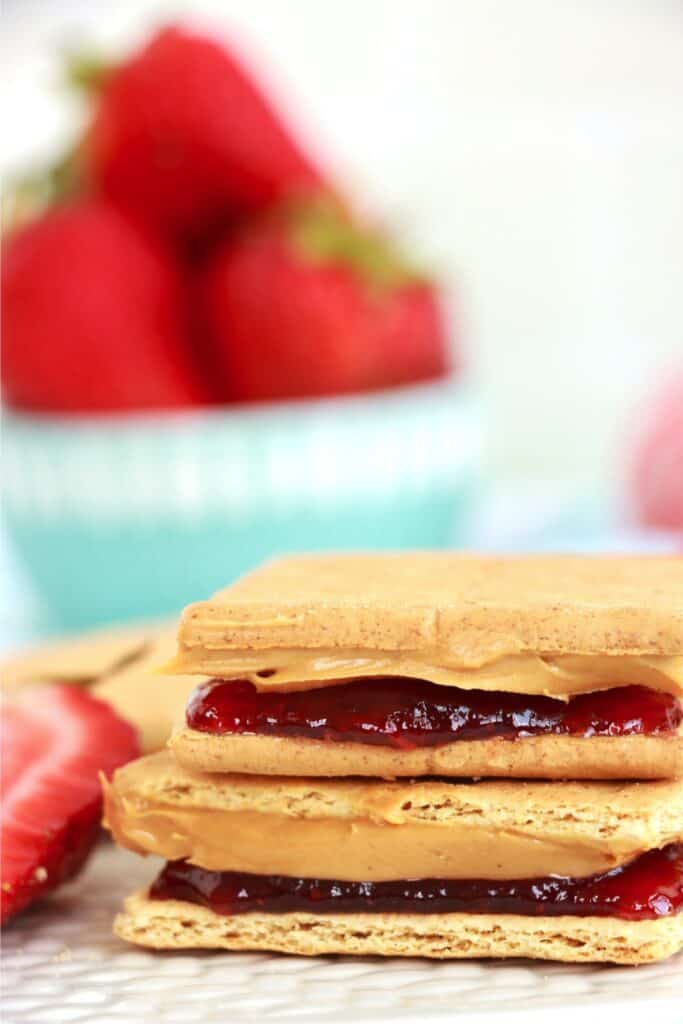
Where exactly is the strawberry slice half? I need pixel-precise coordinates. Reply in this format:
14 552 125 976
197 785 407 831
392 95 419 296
1 684 138 923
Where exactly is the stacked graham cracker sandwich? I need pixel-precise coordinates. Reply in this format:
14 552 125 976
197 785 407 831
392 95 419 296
105 554 683 964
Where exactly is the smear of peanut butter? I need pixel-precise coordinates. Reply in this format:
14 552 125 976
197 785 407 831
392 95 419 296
167 649 683 699
103 783 655 882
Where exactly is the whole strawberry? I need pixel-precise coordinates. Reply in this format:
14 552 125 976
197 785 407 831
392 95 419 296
1 201 211 412
199 203 451 402
631 371 683 530
82 26 326 241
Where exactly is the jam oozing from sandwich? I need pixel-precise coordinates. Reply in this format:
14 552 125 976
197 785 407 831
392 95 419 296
150 844 683 921
186 678 682 748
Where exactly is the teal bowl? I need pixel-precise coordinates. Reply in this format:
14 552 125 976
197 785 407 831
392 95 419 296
2 379 481 630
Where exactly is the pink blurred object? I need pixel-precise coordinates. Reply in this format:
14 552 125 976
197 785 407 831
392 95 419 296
631 369 683 531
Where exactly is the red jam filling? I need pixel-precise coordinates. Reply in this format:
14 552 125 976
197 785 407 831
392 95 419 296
150 844 683 921
186 678 682 748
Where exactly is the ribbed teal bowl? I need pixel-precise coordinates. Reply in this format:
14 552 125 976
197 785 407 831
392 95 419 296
2 379 481 630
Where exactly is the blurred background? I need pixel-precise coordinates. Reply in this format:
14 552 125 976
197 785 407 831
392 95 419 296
2 0 682 650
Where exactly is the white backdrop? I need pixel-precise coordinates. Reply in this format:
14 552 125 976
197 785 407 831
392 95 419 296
3 0 682 486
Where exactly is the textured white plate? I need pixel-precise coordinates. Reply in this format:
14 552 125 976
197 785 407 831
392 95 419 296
3 843 682 1024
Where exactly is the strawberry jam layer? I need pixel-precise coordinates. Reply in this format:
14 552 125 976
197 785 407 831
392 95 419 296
186 678 682 748
150 844 683 921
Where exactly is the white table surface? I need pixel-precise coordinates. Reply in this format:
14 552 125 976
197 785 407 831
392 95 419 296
4 843 682 1024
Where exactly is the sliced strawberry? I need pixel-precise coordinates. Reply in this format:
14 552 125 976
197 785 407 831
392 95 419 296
1 685 138 923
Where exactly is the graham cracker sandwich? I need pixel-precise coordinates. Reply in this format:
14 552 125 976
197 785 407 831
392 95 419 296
105 752 683 964
168 554 683 779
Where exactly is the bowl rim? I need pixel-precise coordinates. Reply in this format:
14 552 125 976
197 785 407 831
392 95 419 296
2 374 474 433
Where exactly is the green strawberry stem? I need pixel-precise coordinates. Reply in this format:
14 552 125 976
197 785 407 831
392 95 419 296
64 52 112 93
3 51 108 233
288 199 425 292
4 148 84 234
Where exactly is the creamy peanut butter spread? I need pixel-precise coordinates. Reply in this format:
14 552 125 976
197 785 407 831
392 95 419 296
104 787 661 882
169 649 683 699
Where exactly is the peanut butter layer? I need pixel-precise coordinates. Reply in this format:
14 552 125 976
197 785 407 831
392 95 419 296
169 648 683 698
170 725 683 780
171 554 683 697
116 891 683 964
104 753 683 882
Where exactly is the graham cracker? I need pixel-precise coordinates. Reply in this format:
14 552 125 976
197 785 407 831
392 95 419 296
106 752 683 860
115 890 683 965
169 725 683 780
1 623 153 687
174 554 683 663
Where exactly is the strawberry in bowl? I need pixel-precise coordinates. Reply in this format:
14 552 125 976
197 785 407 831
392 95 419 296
1 24 478 630
81 25 327 244
199 200 451 402
1 200 212 413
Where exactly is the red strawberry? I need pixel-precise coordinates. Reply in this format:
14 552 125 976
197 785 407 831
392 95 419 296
198 203 451 402
631 371 683 530
1 201 211 413
1 685 138 923
83 26 326 240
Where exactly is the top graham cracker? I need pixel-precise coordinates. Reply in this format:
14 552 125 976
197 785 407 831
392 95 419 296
175 553 683 661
